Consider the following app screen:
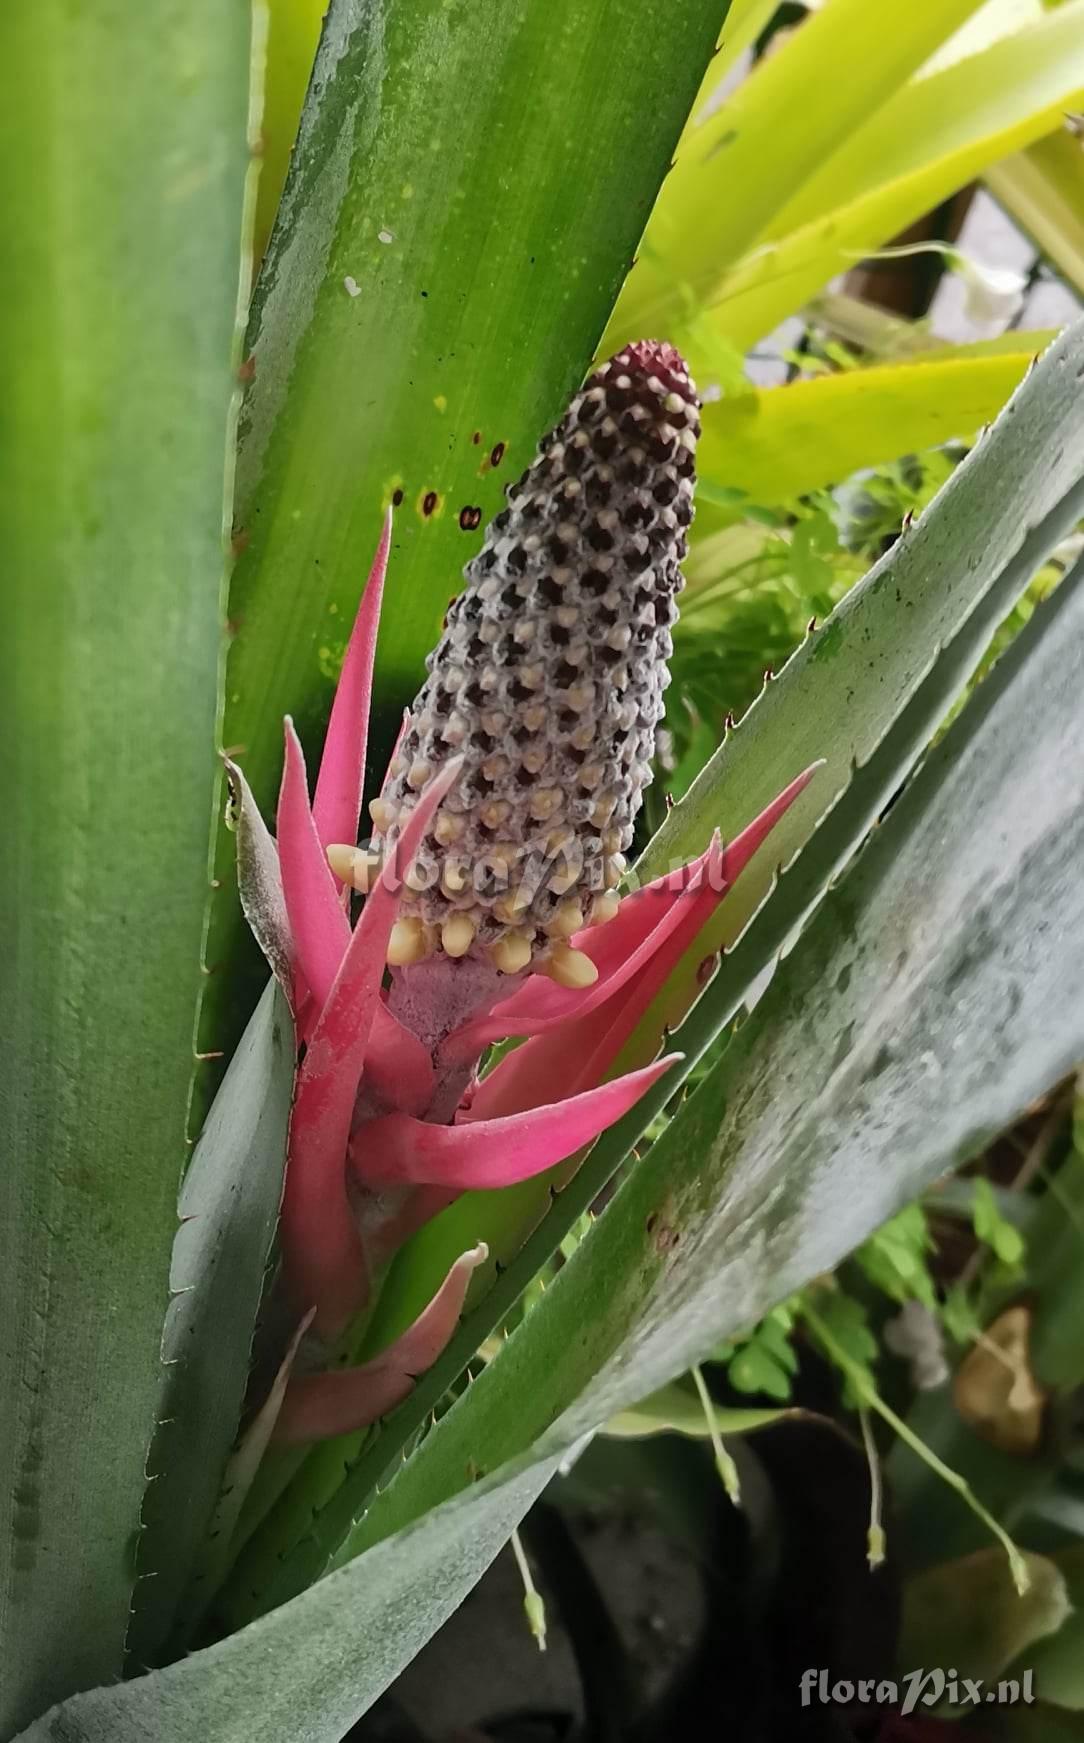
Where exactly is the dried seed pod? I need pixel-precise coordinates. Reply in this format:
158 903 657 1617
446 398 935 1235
378 339 699 961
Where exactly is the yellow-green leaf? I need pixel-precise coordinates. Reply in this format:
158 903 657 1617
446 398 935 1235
605 0 985 345
252 0 328 269
700 2 1084 352
986 125 1084 299
761 0 1084 240
699 342 1048 506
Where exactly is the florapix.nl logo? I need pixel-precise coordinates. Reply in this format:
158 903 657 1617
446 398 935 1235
800 1668 1036 1717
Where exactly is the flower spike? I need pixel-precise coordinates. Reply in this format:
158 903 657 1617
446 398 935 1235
372 341 700 974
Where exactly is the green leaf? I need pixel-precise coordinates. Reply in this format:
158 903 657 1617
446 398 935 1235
698 343 1042 506
854 1205 938 1309
694 1 1084 353
603 1379 791 1438
252 0 327 269
760 1 1084 244
128 984 294 1668
605 0 987 343
972 1176 1027 1269
201 0 730 1074
807 1292 880 1393
987 125 1084 300
11 1462 561 1743
697 0 780 93
0 6 254 1734
900 1549 1070 1688
1019 1546 1084 1711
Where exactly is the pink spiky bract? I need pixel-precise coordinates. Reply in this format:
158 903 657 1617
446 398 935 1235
468 764 821 1121
272 1245 487 1444
441 837 724 1062
282 757 464 1338
311 511 391 851
352 1056 680 1191
278 719 352 1025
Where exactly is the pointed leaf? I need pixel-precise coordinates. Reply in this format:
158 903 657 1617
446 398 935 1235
606 0 986 341
0 5 255 1728
13 1466 559 1743
128 984 294 1669
170 1308 317 1647
698 344 1041 509
678 3 1084 355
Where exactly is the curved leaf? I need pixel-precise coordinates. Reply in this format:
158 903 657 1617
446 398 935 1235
0 5 255 1731
690 3 1084 353
129 985 294 1669
13 1464 559 1743
698 342 1040 508
607 0 985 341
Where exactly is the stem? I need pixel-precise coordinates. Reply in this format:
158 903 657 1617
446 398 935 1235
803 1300 1029 1595
691 1364 741 1504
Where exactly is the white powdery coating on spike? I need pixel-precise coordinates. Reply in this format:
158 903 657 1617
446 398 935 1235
380 341 700 959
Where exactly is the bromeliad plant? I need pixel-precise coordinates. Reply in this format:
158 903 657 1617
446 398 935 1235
228 340 816 1446
6 6 1084 1743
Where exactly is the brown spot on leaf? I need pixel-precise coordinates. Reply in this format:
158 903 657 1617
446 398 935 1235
646 1196 681 1254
